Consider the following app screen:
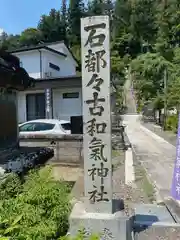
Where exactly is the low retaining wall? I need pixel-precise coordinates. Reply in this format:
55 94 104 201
19 134 83 167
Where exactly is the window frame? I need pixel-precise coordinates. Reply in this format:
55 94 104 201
19 123 36 132
19 122 55 132
49 62 60 71
62 92 79 99
60 123 71 131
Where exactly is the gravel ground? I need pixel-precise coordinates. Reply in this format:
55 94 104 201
113 149 153 219
134 226 180 240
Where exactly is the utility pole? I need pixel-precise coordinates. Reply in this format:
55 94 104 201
163 68 167 130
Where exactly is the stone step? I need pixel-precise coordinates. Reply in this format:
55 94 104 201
133 203 180 240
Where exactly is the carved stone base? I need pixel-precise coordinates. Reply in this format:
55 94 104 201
69 201 132 240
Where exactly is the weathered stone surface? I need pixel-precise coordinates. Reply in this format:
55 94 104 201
134 204 175 226
134 225 180 240
81 15 113 214
69 201 131 240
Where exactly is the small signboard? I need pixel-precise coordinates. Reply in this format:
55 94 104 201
45 88 52 119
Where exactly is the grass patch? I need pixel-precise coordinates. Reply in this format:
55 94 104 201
112 150 120 157
112 150 125 171
134 162 156 203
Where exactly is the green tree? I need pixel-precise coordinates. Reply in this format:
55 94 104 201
61 0 68 44
0 35 21 51
19 28 42 46
38 9 65 43
112 0 131 38
155 0 180 60
68 0 85 45
129 0 157 45
131 53 173 106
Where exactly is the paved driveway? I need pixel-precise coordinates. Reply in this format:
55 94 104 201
123 114 176 200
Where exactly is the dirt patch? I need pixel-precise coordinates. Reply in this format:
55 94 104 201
114 160 151 218
134 160 156 203
52 165 83 182
112 150 125 170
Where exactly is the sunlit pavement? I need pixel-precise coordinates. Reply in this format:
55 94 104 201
123 77 176 201
123 113 176 201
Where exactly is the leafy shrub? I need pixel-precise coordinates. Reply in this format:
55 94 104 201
165 115 178 133
0 229 100 240
59 232 100 240
137 101 144 113
0 173 22 200
0 166 72 240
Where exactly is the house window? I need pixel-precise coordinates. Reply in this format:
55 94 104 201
49 62 60 71
62 92 79 99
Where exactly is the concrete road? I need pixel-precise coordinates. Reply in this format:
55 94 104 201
123 114 176 200
123 76 176 201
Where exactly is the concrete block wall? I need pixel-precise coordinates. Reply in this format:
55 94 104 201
19 134 83 166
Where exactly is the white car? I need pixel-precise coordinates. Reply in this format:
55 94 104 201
19 119 71 137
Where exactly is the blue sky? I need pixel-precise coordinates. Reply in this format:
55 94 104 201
0 0 61 35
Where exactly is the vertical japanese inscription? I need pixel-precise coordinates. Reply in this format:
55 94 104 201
172 113 180 199
45 89 50 113
81 16 112 212
45 88 52 119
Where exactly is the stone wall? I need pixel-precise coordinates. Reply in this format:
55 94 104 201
19 134 83 167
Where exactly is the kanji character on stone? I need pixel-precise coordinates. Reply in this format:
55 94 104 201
88 162 109 182
85 49 107 73
88 185 109 202
86 73 104 92
84 23 106 48
86 92 105 116
102 228 114 240
89 137 107 162
86 118 107 136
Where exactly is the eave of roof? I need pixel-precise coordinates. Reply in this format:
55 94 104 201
42 41 80 66
8 45 67 57
8 40 80 66
35 75 81 82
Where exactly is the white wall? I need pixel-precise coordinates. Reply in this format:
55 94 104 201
53 88 82 121
43 51 76 77
48 42 78 67
13 45 77 79
17 88 82 123
15 51 41 79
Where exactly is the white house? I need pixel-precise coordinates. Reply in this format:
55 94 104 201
9 41 82 123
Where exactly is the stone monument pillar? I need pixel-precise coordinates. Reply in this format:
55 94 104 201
69 16 130 240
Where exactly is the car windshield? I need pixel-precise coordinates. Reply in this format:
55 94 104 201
19 122 55 132
61 123 71 131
